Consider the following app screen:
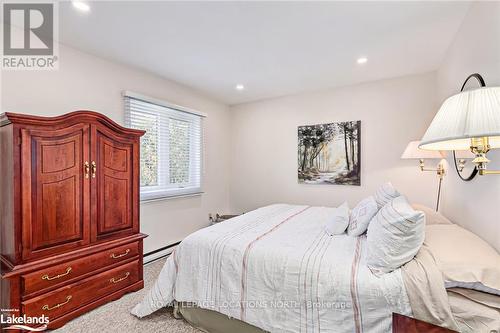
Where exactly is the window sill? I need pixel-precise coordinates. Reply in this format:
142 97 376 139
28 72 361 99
140 192 204 204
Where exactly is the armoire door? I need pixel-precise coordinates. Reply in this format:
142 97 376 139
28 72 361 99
91 124 139 241
21 123 90 260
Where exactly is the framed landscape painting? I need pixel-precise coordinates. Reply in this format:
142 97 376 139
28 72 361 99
298 121 361 186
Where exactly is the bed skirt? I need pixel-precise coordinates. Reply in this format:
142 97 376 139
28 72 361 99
175 302 266 333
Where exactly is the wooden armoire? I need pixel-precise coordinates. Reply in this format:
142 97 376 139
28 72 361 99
0 111 147 329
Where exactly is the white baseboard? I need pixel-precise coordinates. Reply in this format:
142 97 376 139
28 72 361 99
143 242 180 265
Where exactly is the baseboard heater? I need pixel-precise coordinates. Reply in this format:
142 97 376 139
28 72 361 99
144 241 181 265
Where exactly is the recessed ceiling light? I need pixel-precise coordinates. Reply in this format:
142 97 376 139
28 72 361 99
235 84 245 91
357 57 368 64
72 1 90 12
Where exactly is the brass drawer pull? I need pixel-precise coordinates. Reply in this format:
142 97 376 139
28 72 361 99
110 272 130 284
42 295 72 311
41 267 72 281
110 249 130 259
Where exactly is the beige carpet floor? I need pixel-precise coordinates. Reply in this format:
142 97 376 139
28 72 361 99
54 258 200 333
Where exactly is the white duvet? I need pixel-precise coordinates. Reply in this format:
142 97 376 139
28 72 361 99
132 204 412 332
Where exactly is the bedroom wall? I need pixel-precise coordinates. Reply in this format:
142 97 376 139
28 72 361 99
436 1 500 252
228 72 440 214
0 43 231 254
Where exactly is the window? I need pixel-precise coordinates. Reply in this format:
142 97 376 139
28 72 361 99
124 92 204 201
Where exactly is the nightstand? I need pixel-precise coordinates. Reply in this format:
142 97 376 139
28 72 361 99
209 213 240 225
392 313 457 333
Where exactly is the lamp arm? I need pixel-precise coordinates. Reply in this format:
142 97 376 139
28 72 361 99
419 159 445 178
420 167 440 172
479 169 500 175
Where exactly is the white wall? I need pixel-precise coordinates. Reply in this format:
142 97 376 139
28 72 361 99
229 73 440 213
436 2 500 252
1 44 231 253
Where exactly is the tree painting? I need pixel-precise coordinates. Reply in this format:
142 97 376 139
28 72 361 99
298 121 361 186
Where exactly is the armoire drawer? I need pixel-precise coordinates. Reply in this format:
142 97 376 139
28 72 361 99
22 259 139 321
22 241 140 296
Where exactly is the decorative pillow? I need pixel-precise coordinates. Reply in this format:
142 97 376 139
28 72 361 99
324 202 350 236
347 196 378 236
366 196 425 275
411 204 453 225
425 224 500 295
373 182 400 209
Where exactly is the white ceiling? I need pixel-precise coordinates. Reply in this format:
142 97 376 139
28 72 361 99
59 1 471 105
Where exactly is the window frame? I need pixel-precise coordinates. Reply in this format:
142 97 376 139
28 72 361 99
123 91 205 202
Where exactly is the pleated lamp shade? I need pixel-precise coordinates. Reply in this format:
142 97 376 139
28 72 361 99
401 141 444 159
419 87 500 150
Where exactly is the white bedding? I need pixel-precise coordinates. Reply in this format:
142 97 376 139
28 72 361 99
132 204 412 332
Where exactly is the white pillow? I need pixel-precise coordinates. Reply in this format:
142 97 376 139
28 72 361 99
366 196 425 275
373 182 400 209
425 224 500 295
347 196 378 236
324 202 349 236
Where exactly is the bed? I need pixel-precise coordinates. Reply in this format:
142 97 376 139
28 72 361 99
132 203 500 333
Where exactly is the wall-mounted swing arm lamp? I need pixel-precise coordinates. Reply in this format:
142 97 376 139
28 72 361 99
402 141 446 177
417 158 446 178
401 141 446 211
419 74 500 180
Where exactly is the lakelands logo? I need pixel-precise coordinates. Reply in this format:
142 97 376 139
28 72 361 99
1 2 59 70
1 314 49 331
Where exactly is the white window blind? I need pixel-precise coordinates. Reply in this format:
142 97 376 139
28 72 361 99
124 93 204 201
